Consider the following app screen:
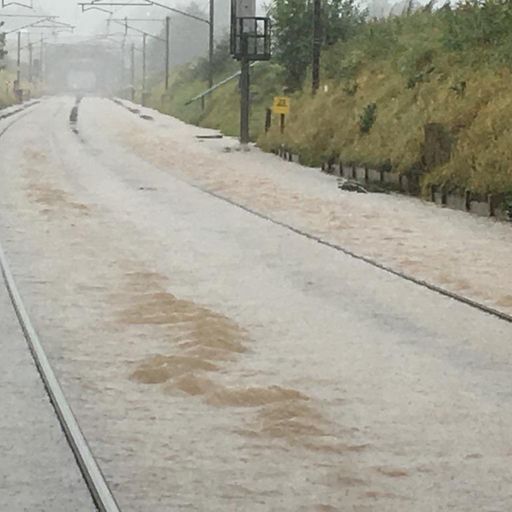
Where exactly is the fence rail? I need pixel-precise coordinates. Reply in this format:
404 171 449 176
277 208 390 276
185 62 260 107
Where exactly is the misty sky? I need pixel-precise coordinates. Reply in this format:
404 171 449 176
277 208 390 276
2 0 220 35
0 0 267 35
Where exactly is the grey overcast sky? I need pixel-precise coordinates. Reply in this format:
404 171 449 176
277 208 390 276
0 0 265 43
2 0 216 35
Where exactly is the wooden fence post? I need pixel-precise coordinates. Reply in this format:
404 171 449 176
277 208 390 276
465 190 471 211
488 194 496 217
430 184 436 203
265 108 272 133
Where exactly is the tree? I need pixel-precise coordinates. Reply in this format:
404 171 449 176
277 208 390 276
269 0 366 90
0 22 7 71
324 0 367 45
146 2 209 79
269 0 312 90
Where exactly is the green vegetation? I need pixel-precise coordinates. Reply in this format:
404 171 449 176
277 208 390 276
270 0 366 90
359 102 377 134
145 0 512 200
0 70 15 108
147 38 285 138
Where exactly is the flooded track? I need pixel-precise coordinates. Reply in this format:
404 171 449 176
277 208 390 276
0 255 96 511
113 97 512 325
1 96 512 511
0 102 119 512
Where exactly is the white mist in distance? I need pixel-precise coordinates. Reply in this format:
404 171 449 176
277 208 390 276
12 0 274 36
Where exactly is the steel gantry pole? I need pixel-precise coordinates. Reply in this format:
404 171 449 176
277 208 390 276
39 33 43 82
28 41 32 83
79 1 214 93
16 30 20 83
165 15 170 90
239 33 250 145
109 19 167 92
130 42 135 101
120 43 125 89
142 32 147 105
312 0 321 95
209 0 214 89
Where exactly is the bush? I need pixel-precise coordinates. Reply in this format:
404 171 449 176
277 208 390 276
359 102 377 133
440 0 512 58
153 1 512 198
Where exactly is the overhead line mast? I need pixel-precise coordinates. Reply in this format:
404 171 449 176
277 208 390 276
108 17 171 98
78 0 215 89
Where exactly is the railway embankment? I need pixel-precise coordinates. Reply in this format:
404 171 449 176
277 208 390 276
147 5 512 216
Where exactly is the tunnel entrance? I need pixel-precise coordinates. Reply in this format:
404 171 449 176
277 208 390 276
66 69 97 93
44 42 124 96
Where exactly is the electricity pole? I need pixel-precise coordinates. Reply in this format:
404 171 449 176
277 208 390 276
165 16 170 90
109 18 169 96
312 0 321 95
130 42 135 102
28 42 32 83
16 30 20 84
142 32 147 105
39 34 43 82
209 0 214 89
240 33 250 145
79 1 214 95
120 44 125 89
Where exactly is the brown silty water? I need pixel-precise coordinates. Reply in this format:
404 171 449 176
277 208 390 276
3 114 375 510
2 98 512 511
119 273 357 449
89 100 512 317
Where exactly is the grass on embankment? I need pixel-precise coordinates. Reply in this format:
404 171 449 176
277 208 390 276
146 9 512 202
147 59 286 140
261 10 512 200
0 70 15 108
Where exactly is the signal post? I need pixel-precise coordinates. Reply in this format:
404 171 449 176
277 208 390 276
230 0 270 145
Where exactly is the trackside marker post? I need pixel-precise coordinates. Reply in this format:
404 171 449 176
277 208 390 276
272 96 290 134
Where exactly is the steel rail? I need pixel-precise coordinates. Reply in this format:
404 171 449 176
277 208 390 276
0 102 122 512
0 101 38 122
110 97 512 326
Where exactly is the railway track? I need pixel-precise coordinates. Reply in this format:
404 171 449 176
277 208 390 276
1 95 510 510
0 96 508 510
0 101 121 512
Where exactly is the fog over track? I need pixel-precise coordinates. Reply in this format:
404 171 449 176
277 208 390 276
1 96 511 511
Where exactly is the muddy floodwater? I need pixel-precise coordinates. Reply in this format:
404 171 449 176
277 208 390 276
1 97 512 511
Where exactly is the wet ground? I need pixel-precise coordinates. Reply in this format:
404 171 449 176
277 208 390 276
0 96 511 511
0 257 94 510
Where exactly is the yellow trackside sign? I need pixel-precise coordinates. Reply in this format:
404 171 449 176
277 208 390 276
272 96 290 115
